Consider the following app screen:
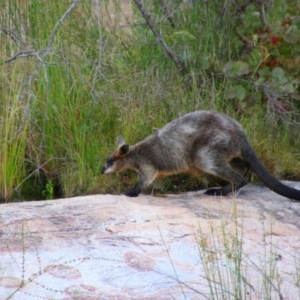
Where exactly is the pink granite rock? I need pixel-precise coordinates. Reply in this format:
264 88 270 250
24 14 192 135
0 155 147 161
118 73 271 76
1 182 300 299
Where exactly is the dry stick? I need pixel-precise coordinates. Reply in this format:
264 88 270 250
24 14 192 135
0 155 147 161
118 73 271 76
46 0 80 54
0 27 25 48
235 0 255 14
158 0 176 28
12 157 70 194
256 0 267 27
262 85 283 117
235 27 254 59
4 50 46 63
4 0 79 64
133 0 183 74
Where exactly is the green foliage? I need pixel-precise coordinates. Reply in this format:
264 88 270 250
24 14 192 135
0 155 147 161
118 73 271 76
228 2 300 112
0 0 299 201
42 180 54 200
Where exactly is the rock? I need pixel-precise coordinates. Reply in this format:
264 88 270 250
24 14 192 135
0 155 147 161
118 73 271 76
1 182 300 299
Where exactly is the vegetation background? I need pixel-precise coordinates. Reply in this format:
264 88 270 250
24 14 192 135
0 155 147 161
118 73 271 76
0 0 300 202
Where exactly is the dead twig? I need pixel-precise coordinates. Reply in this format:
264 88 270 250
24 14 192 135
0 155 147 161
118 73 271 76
235 27 254 59
4 0 79 64
256 0 267 26
4 50 47 63
158 0 176 28
46 0 79 53
0 27 25 48
133 0 184 74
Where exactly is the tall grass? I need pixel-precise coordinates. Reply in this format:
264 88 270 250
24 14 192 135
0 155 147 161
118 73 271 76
197 211 290 300
0 0 299 201
0 70 28 201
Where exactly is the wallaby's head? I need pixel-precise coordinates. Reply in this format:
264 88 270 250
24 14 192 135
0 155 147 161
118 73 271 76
101 136 130 175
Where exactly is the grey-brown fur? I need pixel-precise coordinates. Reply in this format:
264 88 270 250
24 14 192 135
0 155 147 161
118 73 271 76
101 111 300 200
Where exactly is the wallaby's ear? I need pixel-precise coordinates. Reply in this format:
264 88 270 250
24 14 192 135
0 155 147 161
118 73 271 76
117 136 126 146
119 144 129 156
115 136 129 157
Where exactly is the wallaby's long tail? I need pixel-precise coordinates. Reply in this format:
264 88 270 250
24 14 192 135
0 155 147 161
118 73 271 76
242 146 300 200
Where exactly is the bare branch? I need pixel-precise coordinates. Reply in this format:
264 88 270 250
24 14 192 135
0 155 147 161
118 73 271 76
0 27 25 48
4 50 47 63
256 0 267 26
4 0 79 65
133 0 184 73
46 0 79 53
12 157 71 193
235 27 254 59
158 0 176 28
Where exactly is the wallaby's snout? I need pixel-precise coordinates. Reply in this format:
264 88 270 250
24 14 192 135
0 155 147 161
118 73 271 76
101 166 106 174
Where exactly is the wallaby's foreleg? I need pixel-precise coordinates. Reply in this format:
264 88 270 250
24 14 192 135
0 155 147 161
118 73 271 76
125 173 155 197
125 184 142 197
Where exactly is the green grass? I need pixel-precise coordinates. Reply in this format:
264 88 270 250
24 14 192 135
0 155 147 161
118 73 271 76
196 211 288 300
153 201 299 300
0 0 299 201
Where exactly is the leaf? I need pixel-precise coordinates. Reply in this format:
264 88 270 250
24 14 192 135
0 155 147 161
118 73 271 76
199 55 210 70
224 85 246 101
248 92 262 102
244 49 262 66
255 77 265 85
272 67 284 78
272 67 287 84
224 86 237 99
235 85 246 101
258 67 271 80
282 82 295 94
283 25 299 44
291 92 300 101
223 61 249 77
232 61 250 76
223 61 235 76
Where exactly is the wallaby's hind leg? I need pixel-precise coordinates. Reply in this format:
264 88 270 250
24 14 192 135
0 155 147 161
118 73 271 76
196 155 248 196
204 165 248 196
206 158 250 196
230 157 250 177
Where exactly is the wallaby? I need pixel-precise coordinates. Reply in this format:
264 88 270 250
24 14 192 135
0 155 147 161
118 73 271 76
101 111 300 200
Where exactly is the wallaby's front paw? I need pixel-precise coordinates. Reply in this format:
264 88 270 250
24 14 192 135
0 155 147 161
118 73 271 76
125 190 140 197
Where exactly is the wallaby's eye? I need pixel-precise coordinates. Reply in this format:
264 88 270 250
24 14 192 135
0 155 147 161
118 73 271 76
106 158 114 167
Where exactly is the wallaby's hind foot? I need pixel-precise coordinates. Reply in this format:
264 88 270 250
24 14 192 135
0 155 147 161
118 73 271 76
204 188 224 196
204 182 246 196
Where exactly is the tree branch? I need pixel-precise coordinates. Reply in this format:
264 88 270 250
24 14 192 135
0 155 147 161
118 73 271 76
4 50 46 63
235 27 254 59
133 0 184 74
158 0 176 28
45 0 80 54
4 0 79 64
0 27 25 48
256 0 267 26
